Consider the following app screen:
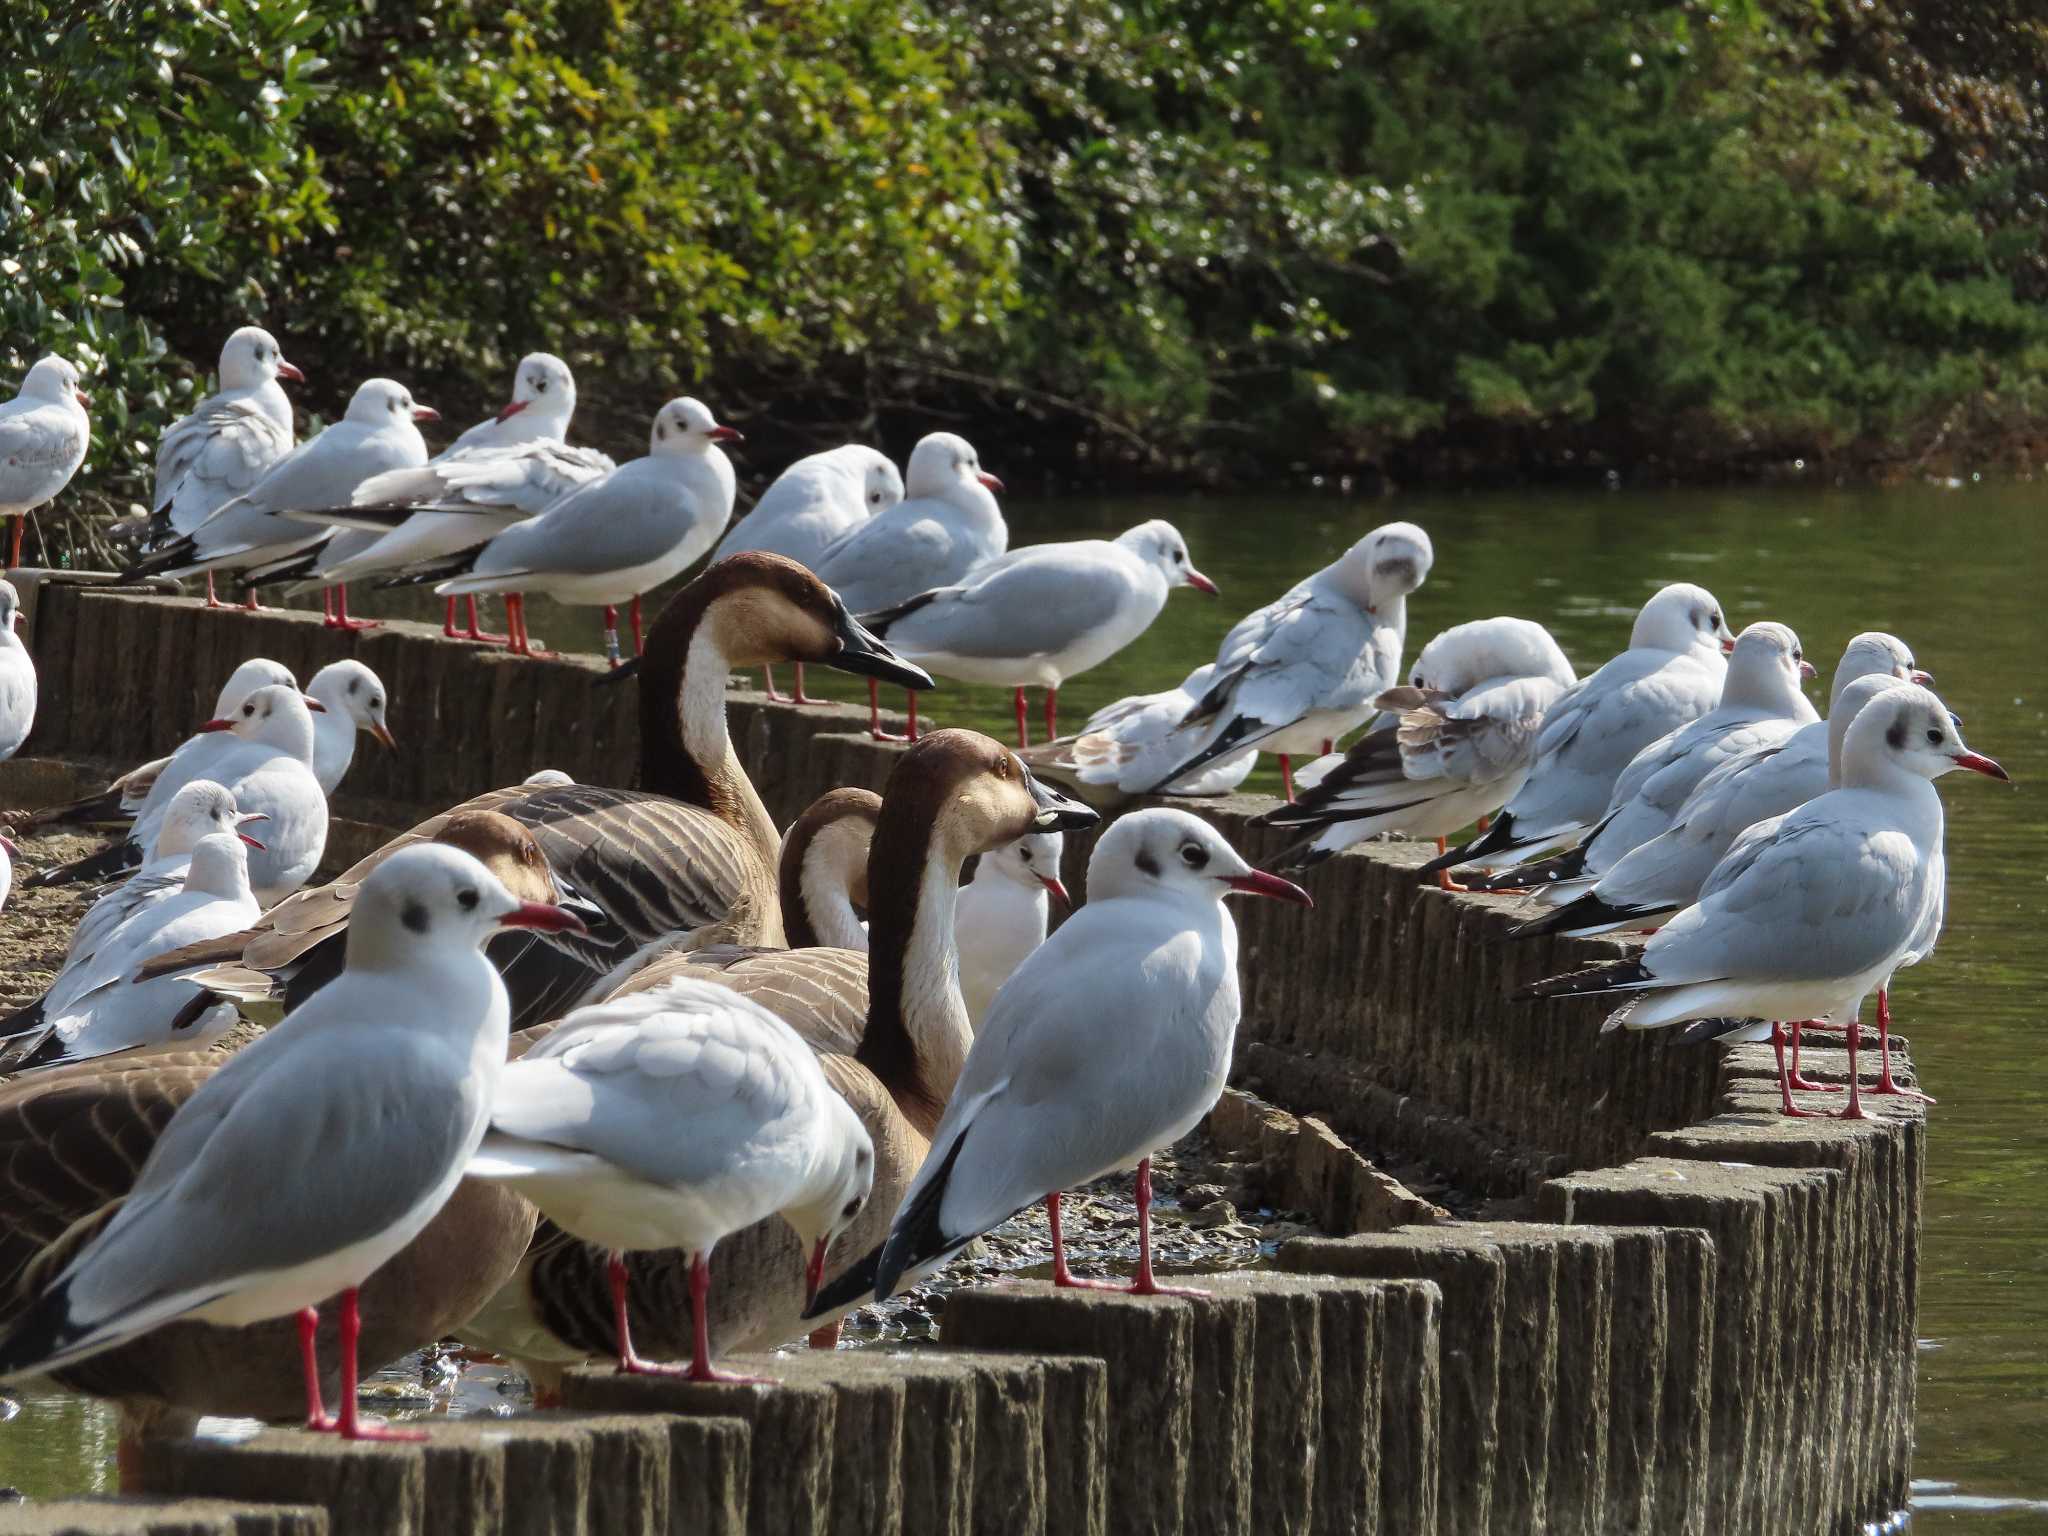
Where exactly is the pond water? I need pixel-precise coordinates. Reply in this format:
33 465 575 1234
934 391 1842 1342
4 479 2043 1524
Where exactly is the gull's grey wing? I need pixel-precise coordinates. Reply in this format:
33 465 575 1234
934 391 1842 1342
888 548 1133 660
465 462 692 581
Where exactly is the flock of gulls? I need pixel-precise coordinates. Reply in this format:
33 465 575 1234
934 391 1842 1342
0 336 2012 1460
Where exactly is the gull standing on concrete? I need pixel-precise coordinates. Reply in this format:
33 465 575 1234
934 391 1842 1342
0 845 584 1440
148 327 302 607
468 977 875 1381
29 685 329 902
124 379 437 627
0 828 264 1073
1485 621 1818 893
714 445 904 700
1256 615 1577 882
810 433 1007 738
1426 582 1735 876
20 657 298 833
866 520 1217 747
304 660 398 796
1510 633 1928 935
956 831 1068 1029
864 810 1311 1301
434 397 740 662
1519 684 2010 1119
0 578 35 759
285 353 609 643
1 356 90 570
1126 522 1434 801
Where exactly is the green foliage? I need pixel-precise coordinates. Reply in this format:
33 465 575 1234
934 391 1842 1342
3 0 2046 547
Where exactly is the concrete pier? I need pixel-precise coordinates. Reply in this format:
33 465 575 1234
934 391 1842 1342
0 581 1924 1535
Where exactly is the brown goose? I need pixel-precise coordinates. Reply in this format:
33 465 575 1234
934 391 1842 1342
0 810 568 1481
458 730 1095 1388
137 554 932 1029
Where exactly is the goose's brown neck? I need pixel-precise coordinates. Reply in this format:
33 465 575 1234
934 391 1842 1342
857 781 974 1134
636 595 779 871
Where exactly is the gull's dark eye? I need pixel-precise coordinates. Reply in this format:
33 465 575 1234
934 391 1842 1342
532 377 548 394
1925 727 1943 745
1712 612 1724 628
1018 847 1034 865
870 490 883 504
841 1198 863 1219
1180 843 1209 870
242 703 255 716
457 888 480 910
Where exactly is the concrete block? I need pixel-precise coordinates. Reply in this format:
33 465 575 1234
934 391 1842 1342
560 1362 832 1536
0 1499 325 1536
1281 1228 1496 1535
1193 1275 1321 1536
1031 1357 1109 1536
138 1432 423 1536
943 1284 1193 1536
1179 1288 1256 1536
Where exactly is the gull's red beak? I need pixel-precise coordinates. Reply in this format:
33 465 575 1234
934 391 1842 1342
707 425 744 444
1041 875 1071 910
1224 869 1314 906
499 901 589 935
276 360 305 383
0 834 17 857
74 389 91 407
370 722 399 751
1910 668 1934 686
237 810 270 851
1186 569 1218 596
494 399 529 424
1951 751 2012 783
301 694 327 712
805 1236 830 1311
1720 636 1737 654
239 831 267 851
977 471 1005 494
197 717 236 734
411 404 441 423
1798 660 1817 680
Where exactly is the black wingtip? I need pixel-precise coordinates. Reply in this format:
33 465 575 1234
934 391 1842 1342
1420 810 1516 875
0 1279 81 1382
1483 845 1586 893
802 1243 884 1320
872 1123 978 1303
1515 955 1654 1002
1273 839 1332 875
22 840 143 891
0 993 47 1043
1508 894 1642 941
596 658 640 686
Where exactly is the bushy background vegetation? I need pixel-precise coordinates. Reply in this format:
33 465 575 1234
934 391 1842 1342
5 0 2046 548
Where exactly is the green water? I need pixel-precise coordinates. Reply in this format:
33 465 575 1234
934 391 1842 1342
5 482 2044 1523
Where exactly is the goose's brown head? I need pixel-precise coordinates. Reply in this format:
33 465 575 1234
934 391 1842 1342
644 552 935 687
434 810 558 904
878 730 1098 868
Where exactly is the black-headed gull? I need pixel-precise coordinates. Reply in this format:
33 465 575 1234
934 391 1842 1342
715 445 904 700
0 578 34 759
469 977 874 1382
1519 683 2009 1119
1484 620 1817 892
1255 615 1577 882
809 432 1006 738
148 328 301 607
1126 522 1434 801
956 830 1068 1029
864 808 1310 1302
282 354 609 643
23 683 328 901
0 844 582 1441
1427 582 1734 874
866 519 1216 747
0 828 262 1074
19 657 298 835
1020 661 1259 806
304 659 398 796
1 356 90 569
1511 633 1927 935
124 379 437 625
434 397 740 662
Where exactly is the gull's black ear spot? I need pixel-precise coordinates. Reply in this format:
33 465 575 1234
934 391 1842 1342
1135 847 1162 879
1886 720 1907 752
402 902 430 935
